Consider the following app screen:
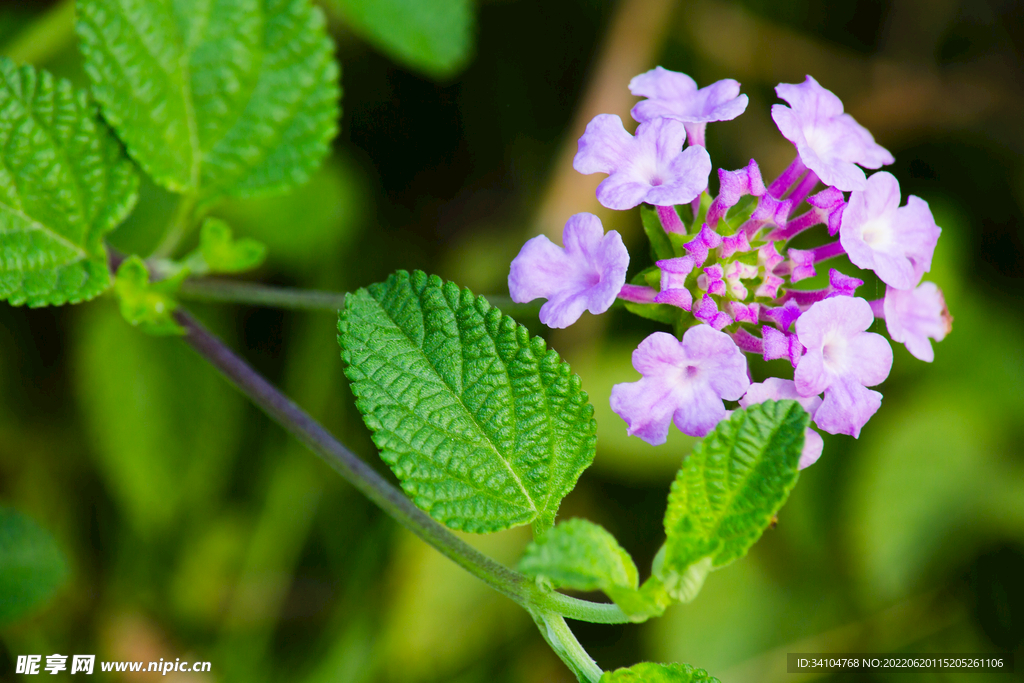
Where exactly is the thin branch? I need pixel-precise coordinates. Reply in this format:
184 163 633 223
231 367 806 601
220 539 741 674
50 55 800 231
178 277 536 316
173 306 629 625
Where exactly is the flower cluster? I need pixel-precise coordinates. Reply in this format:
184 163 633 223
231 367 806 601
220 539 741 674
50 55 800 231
509 70 952 464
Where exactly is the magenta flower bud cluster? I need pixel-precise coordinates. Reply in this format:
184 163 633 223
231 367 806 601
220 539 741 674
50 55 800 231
508 69 953 465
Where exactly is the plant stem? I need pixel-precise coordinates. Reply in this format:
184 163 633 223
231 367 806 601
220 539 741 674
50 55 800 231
173 307 630 625
152 192 199 259
533 610 604 682
178 277 535 316
179 279 348 310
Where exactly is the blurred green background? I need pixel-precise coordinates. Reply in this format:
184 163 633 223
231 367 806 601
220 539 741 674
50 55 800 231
1 0 1023 681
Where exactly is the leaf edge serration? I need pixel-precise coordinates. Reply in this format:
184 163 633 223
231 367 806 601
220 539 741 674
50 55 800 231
338 270 597 533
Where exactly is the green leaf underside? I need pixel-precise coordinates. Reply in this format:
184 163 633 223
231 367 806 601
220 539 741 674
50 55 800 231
329 0 473 79
600 662 720 683
0 58 137 307
0 507 69 626
519 518 637 593
339 271 596 533
76 0 340 199
661 400 807 580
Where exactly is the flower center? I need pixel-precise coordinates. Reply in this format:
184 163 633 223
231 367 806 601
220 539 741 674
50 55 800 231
859 216 894 249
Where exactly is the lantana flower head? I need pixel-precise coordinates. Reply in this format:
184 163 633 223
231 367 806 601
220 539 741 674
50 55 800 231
629 67 749 148
794 296 893 437
511 65 951 472
882 282 952 362
573 114 712 210
739 378 824 469
840 171 941 290
508 213 628 329
610 326 749 444
771 75 893 191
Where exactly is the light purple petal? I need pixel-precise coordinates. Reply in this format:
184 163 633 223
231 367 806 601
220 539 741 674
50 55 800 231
610 377 678 445
682 324 749 400
672 382 728 437
629 67 748 125
508 213 629 328
846 328 894 387
799 429 824 469
813 377 882 437
595 175 654 211
610 327 748 444
840 172 941 289
573 114 634 175
739 378 822 417
577 114 711 210
883 282 952 362
772 76 893 192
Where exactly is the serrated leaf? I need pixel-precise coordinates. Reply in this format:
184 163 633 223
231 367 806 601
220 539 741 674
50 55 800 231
114 255 185 335
0 58 138 307
328 0 473 79
600 662 720 683
77 0 340 199
519 518 637 594
0 507 69 626
658 400 807 597
640 204 676 261
339 270 596 533
190 217 266 274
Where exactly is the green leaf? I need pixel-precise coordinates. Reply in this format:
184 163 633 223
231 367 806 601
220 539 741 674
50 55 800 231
0 58 138 307
114 256 185 335
640 204 677 261
76 0 340 199
328 0 474 79
658 400 807 600
600 662 720 683
519 518 637 594
188 217 267 274
0 507 69 626
339 270 596 533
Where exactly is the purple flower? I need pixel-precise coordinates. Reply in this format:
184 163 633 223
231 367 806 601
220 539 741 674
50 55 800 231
883 282 952 362
771 76 894 191
693 294 732 330
696 264 726 296
509 213 628 329
739 378 824 469
629 67 749 148
762 326 803 366
840 171 941 290
785 248 817 282
794 296 893 437
573 114 712 210
653 257 695 311
610 326 750 444
683 224 723 267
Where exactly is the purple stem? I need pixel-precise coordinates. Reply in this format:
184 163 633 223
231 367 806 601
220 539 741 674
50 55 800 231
656 205 686 234
869 298 885 318
618 284 658 303
770 209 823 241
785 170 820 209
767 156 807 198
810 240 846 263
731 328 764 354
